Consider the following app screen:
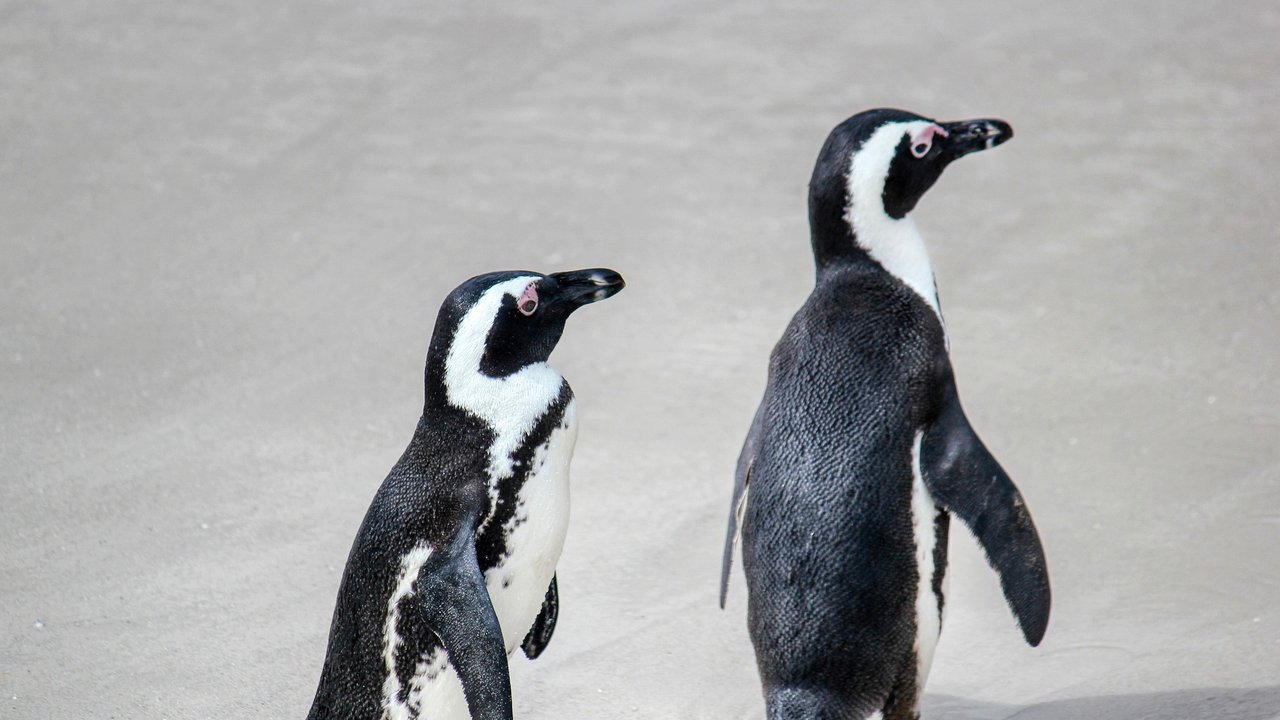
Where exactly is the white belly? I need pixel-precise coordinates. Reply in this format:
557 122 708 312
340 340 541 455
409 401 578 720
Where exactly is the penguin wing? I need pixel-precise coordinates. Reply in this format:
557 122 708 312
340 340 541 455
719 406 763 608
920 384 1051 646
414 530 513 720
520 574 559 659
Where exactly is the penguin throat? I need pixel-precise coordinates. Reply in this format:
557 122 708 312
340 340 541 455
844 124 943 321
848 211 941 319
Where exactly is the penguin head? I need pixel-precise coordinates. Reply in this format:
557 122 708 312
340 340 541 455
430 269 625 389
809 108 1012 262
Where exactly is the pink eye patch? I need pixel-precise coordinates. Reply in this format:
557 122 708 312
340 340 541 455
910 124 949 158
517 283 539 316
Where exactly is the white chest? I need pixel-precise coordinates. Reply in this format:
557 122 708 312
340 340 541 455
484 399 578 651
393 402 579 720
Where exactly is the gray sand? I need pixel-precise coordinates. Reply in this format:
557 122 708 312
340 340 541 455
2 1 1278 718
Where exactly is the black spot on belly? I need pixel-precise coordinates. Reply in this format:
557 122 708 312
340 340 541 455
393 593 443 704
931 508 950 618
423 652 446 682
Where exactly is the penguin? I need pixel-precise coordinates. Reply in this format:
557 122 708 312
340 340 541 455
719 109 1051 720
307 268 625 720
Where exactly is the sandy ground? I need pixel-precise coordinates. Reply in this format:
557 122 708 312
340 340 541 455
2 1 1279 718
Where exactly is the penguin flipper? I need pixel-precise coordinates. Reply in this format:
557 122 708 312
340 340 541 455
920 384 1051 646
415 531 513 720
720 406 763 608
521 574 559 659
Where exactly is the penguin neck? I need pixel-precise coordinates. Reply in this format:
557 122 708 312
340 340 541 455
424 353 563 420
847 211 943 320
809 188 937 325
810 209 944 325
423 337 564 424
809 168 868 272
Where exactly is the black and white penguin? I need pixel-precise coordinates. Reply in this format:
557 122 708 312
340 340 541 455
307 268 624 720
719 109 1051 720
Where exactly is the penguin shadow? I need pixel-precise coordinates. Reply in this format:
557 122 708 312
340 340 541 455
922 686 1280 720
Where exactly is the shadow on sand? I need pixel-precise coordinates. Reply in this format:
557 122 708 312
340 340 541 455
923 686 1280 720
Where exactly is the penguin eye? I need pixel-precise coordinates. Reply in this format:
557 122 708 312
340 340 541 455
516 283 539 316
909 124 948 160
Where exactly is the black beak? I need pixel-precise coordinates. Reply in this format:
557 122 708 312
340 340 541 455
548 268 626 309
940 118 1013 159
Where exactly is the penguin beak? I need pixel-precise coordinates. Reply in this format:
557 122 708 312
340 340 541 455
547 268 626 310
939 118 1013 159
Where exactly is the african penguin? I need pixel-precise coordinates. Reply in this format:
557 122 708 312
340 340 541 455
719 109 1051 720
307 268 624 720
